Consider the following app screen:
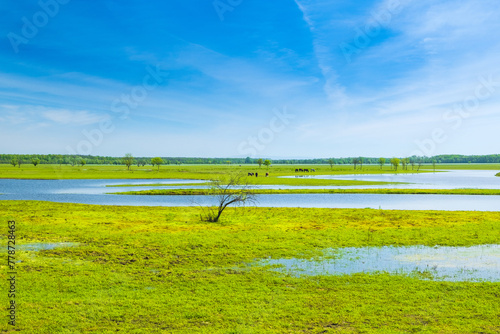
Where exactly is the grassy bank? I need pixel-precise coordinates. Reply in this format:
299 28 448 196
0 164 414 186
106 182 210 187
1 163 498 187
420 163 499 170
1 201 499 333
0 163 498 179
110 188 500 196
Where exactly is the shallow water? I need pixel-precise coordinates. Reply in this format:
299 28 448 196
1 171 500 210
257 244 500 282
282 170 500 189
17 242 79 252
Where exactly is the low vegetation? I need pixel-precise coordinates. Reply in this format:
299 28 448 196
0 164 415 186
1 200 499 333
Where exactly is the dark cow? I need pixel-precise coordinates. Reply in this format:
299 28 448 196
248 172 254 176
299 169 303 172
255 172 258 177
295 169 298 172
266 172 269 177
304 169 309 172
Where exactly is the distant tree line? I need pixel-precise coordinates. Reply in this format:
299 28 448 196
1 154 500 166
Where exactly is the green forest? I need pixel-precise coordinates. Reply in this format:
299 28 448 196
1 153 500 166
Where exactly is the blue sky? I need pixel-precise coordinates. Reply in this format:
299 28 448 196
1 0 500 158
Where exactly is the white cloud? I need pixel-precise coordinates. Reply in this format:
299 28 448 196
41 109 108 125
0 104 109 127
294 0 349 106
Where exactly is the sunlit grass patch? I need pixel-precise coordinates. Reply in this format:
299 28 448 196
1 200 499 333
109 188 500 196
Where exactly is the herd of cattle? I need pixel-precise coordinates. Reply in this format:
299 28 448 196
247 172 269 177
247 168 316 177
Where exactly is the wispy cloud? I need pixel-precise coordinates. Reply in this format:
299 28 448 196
0 105 109 127
293 0 349 107
1 0 500 156
42 109 109 125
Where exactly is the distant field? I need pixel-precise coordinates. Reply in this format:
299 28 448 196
419 163 500 170
1 200 499 333
1 162 498 178
0 163 417 186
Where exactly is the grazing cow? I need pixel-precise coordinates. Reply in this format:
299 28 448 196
311 169 316 172
266 172 269 177
304 169 309 172
248 172 254 176
295 169 298 172
299 169 303 172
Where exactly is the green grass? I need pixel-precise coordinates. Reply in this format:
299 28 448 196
1 163 498 187
110 188 500 196
0 164 416 186
419 163 499 170
106 182 210 187
0 163 498 179
1 200 499 333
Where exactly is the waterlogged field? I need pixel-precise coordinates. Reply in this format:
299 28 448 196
1 201 499 333
1 163 498 185
0 163 433 181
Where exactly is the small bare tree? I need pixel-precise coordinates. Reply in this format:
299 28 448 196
201 173 257 223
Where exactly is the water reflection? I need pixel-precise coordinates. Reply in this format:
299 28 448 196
258 244 500 282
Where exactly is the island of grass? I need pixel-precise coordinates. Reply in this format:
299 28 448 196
106 182 210 187
2 200 499 333
109 188 500 196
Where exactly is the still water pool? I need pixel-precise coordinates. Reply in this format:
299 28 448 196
257 244 500 282
17 242 79 252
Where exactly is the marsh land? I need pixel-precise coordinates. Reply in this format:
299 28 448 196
0 163 499 333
